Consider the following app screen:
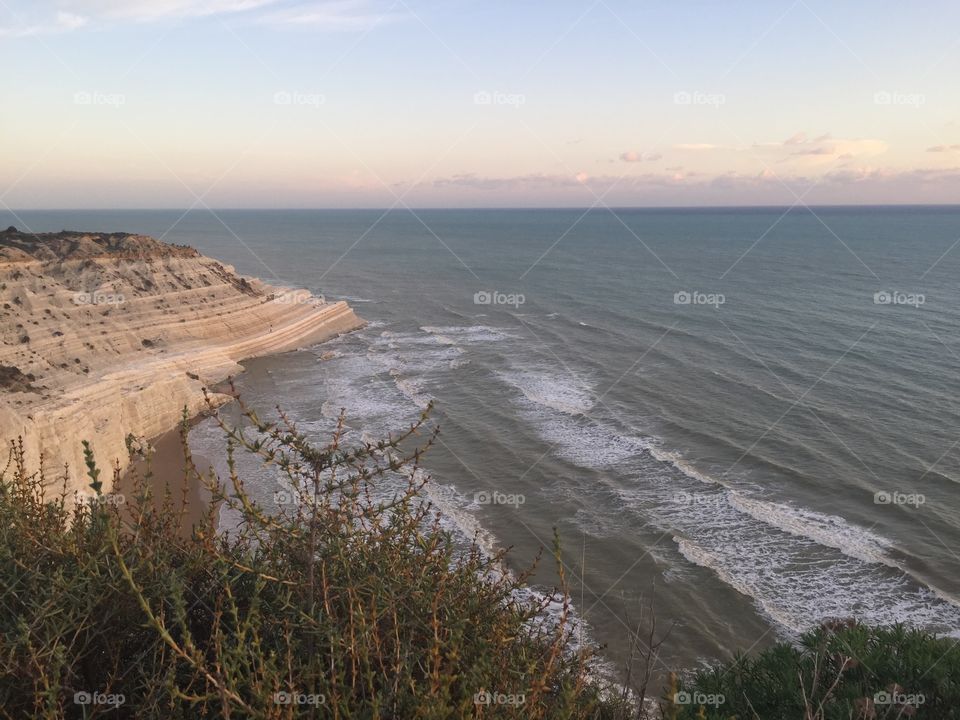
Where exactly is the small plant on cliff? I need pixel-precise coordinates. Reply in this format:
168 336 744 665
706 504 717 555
0 394 628 719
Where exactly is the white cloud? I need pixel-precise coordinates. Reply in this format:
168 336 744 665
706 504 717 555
57 10 88 29
259 0 399 28
783 131 807 145
0 0 391 33
746 132 888 166
620 151 662 163
790 137 887 166
58 0 281 21
0 9 88 36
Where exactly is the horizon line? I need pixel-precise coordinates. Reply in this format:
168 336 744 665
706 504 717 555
6 202 960 213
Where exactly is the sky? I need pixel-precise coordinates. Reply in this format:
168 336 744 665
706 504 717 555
1 0 960 208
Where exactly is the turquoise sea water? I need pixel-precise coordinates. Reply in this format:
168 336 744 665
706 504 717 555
7 206 960 671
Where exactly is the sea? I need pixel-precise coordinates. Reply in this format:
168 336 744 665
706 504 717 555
6 206 960 674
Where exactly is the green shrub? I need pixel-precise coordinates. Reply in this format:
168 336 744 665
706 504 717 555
664 619 960 719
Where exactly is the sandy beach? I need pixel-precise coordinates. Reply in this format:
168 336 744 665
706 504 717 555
115 422 215 535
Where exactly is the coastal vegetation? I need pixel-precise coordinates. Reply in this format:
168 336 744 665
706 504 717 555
670 621 960 719
0 395 955 718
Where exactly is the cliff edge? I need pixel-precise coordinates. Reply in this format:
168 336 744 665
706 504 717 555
0 227 364 494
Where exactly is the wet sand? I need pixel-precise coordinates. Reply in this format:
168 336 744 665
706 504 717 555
116 424 216 535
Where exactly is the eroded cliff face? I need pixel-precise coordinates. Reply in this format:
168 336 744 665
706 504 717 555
0 228 364 494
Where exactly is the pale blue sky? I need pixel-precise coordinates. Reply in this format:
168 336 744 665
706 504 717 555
2 0 959 207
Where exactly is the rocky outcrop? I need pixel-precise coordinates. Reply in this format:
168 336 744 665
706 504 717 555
0 230 364 494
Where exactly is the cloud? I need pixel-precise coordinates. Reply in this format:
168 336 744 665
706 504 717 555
927 144 960 152
432 173 586 191
426 164 960 206
758 133 888 166
56 10 88 29
827 138 886 157
620 151 663 163
1 0 391 33
0 10 88 36
750 132 885 165
674 143 720 151
259 0 399 28
792 146 834 156
58 0 280 21
780 131 833 146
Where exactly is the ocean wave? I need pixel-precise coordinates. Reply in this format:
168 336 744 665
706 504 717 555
365 329 469 413
530 412 646 468
391 370 432 411
604 450 960 637
644 443 720 486
728 494 896 567
674 533 960 637
421 325 514 343
498 369 595 415
317 352 418 435
422 479 500 557
636 442 900 569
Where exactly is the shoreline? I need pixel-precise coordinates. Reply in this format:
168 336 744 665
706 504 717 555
95 311 366 503
116 355 322 535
